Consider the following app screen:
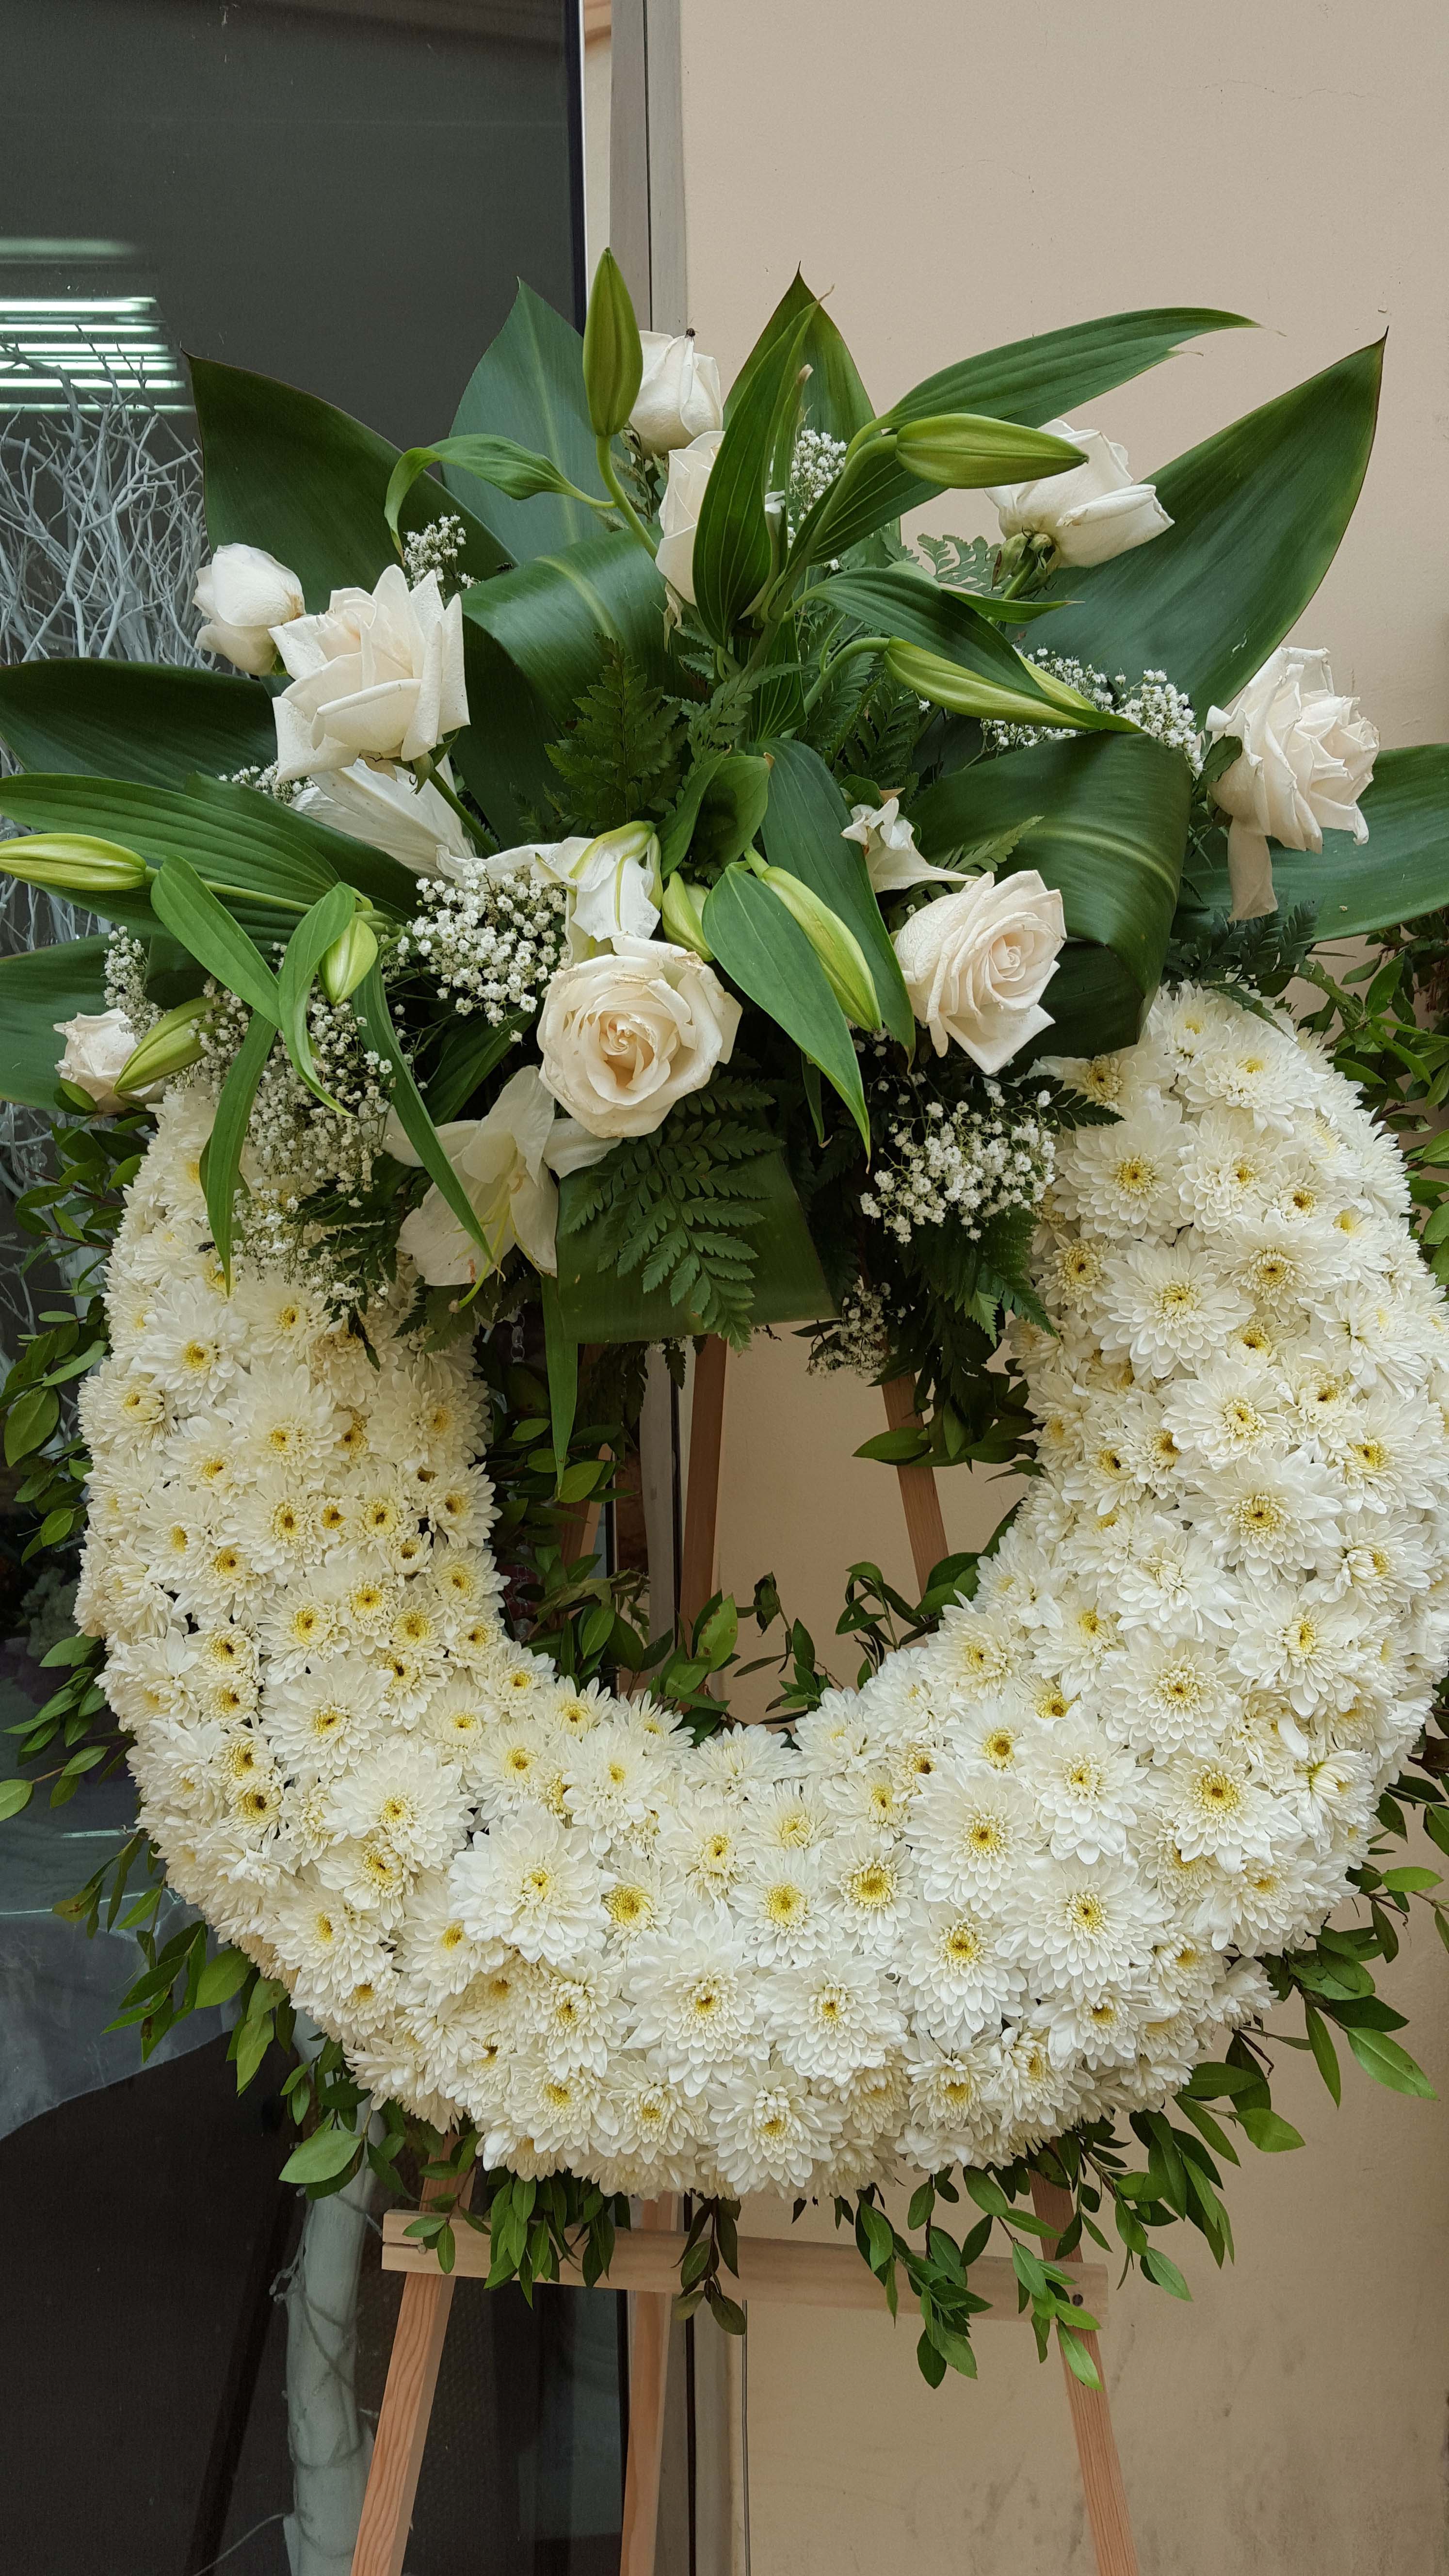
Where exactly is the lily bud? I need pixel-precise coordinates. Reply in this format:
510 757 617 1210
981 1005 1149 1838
115 997 211 1096
758 866 880 1030
0 833 150 895
582 248 644 438
660 874 713 960
885 640 1124 734
319 913 380 1005
891 413 1084 492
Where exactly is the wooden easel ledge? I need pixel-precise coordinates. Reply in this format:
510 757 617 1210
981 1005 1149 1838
379 2209 1110 2320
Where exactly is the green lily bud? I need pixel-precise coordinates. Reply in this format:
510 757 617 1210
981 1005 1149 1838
885 640 1120 733
660 874 713 959
891 413 1084 491
582 248 644 438
115 996 211 1095
319 913 380 1005
758 866 880 1030
0 833 150 895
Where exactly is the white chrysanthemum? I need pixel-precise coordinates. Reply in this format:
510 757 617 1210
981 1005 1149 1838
1003 1855 1163 1996
908 1762 1038 1905
710 2064 843 2194
1160 1357 1289 1468
901 1898 1023 2042
764 1960 904 2085
449 1813 603 1967
564 1713 670 1854
1065 1100 1184 1241
1119 1628 1234 1762
1099 1241 1253 1377
625 1922 764 2094
1189 1453 1341 1574
1018 1721 1142 1861
259 1657 390 1778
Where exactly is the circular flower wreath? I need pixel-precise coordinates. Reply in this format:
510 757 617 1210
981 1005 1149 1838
78 986 1449 2199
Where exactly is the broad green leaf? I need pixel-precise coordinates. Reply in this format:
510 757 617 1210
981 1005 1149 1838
0 771 418 955
819 306 1251 547
0 935 108 1108
757 738 913 1050
277 884 359 1111
695 303 815 644
201 1011 275 1282
190 355 506 605
671 753 773 875
808 566 1071 712
423 1014 528 1124
1181 747 1449 939
351 965 494 1272
445 282 611 562
1041 341 1384 710
195 1948 253 2010
0 661 276 788
280 2121 365 2185
703 863 869 1145
5 1384 59 1464
557 1148 832 1341
150 865 279 1025
724 269 877 446
455 531 667 840
910 732 1193 1050
151 857 280 1020
386 435 593 545
1237 2107 1304 2152
539 1273 579 1488
1343 2026 1436 2099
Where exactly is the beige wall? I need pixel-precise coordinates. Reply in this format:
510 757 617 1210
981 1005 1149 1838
672 2 1449 2567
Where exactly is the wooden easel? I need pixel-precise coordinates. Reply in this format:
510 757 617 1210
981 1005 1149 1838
352 1346 1139 2576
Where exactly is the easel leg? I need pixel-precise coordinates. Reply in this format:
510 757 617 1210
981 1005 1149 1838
882 1375 1140 2576
618 2195 681 2576
1030 2175 1139 2576
351 2169 470 2576
617 1342 731 2576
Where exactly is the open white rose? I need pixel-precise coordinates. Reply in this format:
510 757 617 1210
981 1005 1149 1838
655 430 723 607
386 1066 608 1286
1206 646 1380 922
536 936 741 1138
988 420 1171 569
53 1008 141 1114
631 329 724 455
193 544 305 675
841 795 969 896
892 869 1066 1071
271 567 468 784
292 757 475 875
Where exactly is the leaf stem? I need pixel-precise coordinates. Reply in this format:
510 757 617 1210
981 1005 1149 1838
412 756 491 855
800 632 890 716
595 436 659 559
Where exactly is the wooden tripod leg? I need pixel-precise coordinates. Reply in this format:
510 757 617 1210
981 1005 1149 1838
1030 2175 1139 2576
619 2195 682 2576
618 1342 731 2576
351 2167 472 2576
882 1376 1139 2576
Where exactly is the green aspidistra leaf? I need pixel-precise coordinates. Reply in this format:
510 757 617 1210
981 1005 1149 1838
1182 747 1449 939
1041 340 1384 710
702 863 869 1144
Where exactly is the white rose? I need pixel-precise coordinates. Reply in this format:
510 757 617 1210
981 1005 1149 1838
841 795 969 896
292 757 474 875
630 329 724 455
1206 646 1380 921
536 936 741 1139
655 429 723 607
892 869 1066 1071
53 1008 139 1114
987 419 1171 568
271 567 468 783
194 544 304 675
386 1066 607 1286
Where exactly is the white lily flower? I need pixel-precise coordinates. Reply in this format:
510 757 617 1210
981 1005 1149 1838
841 795 969 896
385 1066 609 1286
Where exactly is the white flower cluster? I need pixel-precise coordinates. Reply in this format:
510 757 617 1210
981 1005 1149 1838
808 1278 895 1380
399 859 571 1026
80 1006 1449 2193
227 762 302 806
103 928 157 1033
789 427 847 532
983 658 1201 769
860 1084 1056 1245
402 515 470 590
